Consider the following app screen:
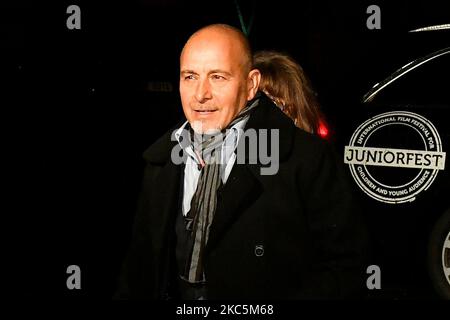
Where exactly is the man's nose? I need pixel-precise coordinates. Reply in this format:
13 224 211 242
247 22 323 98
195 78 212 102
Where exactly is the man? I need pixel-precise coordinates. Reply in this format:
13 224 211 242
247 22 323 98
115 24 368 299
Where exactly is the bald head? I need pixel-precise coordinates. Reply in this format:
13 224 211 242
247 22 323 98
181 24 253 75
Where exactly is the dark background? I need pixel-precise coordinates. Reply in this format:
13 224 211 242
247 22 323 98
2 0 449 298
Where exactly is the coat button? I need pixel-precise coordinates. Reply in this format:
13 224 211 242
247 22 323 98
254 245 264 257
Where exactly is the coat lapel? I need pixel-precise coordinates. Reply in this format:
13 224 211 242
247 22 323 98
143 127 185 254
206 162 262 252
206 93 295 252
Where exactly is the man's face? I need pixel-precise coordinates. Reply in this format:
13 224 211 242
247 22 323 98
179 31 251 133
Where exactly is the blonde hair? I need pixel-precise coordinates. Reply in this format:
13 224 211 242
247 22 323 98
253 50 322 134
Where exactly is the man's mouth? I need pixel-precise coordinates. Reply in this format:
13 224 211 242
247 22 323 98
194 109 217 115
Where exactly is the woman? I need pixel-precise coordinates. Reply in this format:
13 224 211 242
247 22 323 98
253 50 325 135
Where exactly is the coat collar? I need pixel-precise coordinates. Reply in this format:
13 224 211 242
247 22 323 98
241 92 295 162
142 121 184 165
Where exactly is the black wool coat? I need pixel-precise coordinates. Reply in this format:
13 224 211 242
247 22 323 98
115 94 369 299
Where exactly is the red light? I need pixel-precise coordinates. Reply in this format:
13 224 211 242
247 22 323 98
318 121 329 138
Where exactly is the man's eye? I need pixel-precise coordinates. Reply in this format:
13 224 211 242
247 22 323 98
211 74 225 80
184 75 195 80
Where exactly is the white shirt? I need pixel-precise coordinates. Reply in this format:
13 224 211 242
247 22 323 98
174 118 249 216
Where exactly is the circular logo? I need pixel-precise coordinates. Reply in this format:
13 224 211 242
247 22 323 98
345 111 446 204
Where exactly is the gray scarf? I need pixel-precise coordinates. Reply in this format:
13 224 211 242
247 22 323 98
181 96 260 283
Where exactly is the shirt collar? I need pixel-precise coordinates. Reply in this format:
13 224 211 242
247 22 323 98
174 116 250 163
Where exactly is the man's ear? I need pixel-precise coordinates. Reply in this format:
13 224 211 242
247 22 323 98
247 69 261 100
